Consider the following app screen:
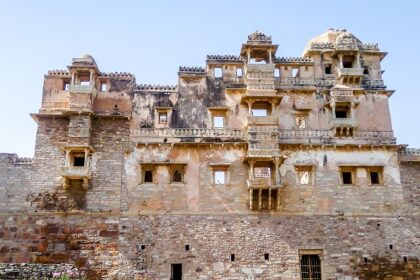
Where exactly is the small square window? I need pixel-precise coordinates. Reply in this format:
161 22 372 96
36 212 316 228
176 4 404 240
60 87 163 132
159 112 168 124
335 107 348 118
292 68 299 77
100 83 107 92
296 166 312 185
73 156 85 167
144 170 153 183
172 169 184 183
370 172 379 184
342 171 353 185
325 64 332 75
213 116 224 128
274 68 280 78
236 67 243 77
214 171 225 185
296 116 306 129
63 81 70 91
214 67 222 78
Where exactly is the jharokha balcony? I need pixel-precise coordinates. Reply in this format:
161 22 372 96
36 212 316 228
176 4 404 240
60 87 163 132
61 166 92 189
247 178 281 189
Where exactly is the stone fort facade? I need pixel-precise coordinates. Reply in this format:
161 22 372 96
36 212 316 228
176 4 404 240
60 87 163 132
0 29 419 279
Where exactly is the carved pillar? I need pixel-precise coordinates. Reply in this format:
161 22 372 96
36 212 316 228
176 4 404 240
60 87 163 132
258 188 262 210
84 148 88 167
268 188 272 210
65 149 70 167
89 69 94 84
275 157 281 185
249 189 253 210
268 49 272 64
249 160 255 180
356 52 361 68
247 49 251 63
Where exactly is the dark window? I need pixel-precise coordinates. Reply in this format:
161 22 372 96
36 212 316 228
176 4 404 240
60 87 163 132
301 255 322 280
270 189 278 210
335 110 348 118
173 170 182 183
325 65 332 74
63 81 70 90
159 112 168 124
370 172 380 185
144 170 153 183
264 253 270 260
342 172 352 185
185 245 190 251
260 189 269 210
171 263 182 280
73 157 85 167
230 254 235 261
343 56 354 68
252 189 259 210
140 245 145 250
363 68 369 75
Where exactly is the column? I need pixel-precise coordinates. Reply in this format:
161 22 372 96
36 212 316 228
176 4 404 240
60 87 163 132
356 52 361 68
71 72 75 86
84 148 88 168
65 150 70 167
249 189 253 210
275 157 281 185
339 54 343 68
268 188 272 210
247 49 251 63
89 69 94 84
268 49 272 64
258 188 262 210
249 160 255 181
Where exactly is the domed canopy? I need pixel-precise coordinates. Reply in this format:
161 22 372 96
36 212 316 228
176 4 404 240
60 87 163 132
302 29 364 56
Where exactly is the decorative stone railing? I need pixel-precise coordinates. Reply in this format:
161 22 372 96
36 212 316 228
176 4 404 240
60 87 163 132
316 79 336 87
69 84 95 93
61 166 92 178
247 178 273 188
249 142 278 150
399 148 420 155
247 116 279 126
246 149 281 157
244 90 277 97
361 79 386 88
337 68 364 78
247 84 275 90
278 129 331 138
331 118 357 127
225 77 245 86
133 128 245 138
248 125 279 133
274 77 315 86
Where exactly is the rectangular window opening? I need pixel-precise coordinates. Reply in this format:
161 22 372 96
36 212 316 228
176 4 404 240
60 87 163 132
343 56 354 68
236 67 243 77
254 167 271 178
252 189 259 210
292 68 299 77
63 81 70 91
270 189 278 210
301 254 322 280
100 83 107 92
325 64 332 75
264 253 270 260
214 67 222 78
342 171 353 185
214 170 225 185
171 263 182 280
144 170 153 183
73 156 85 167
159 112 168 124
213 116 224 128
335 108 348 118
274 68 281 78
370 171 380 185
172 170 183 183
230 254 235 261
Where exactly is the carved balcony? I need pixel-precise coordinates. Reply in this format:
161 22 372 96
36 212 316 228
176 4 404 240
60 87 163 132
246 149 281 158
274 77 316 87
331 118 357 137
246 178 281 189
337 68 364 84
247 116 279 126
61 166 92 179
69 84 95 94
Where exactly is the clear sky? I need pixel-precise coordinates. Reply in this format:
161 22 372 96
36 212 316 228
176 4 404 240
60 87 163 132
0 0 419 157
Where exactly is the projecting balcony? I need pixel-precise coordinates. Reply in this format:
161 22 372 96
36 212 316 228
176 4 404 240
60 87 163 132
247 116 279 126
61 166 92 179
69 84 95 94
331 118 357 137
247 178 281 189
337 68 364 84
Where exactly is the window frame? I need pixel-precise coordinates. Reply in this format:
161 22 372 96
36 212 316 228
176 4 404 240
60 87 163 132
299 249 323 280
367 167 383 186
295 165 314 186
340 167 355 186
209 164 230 186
